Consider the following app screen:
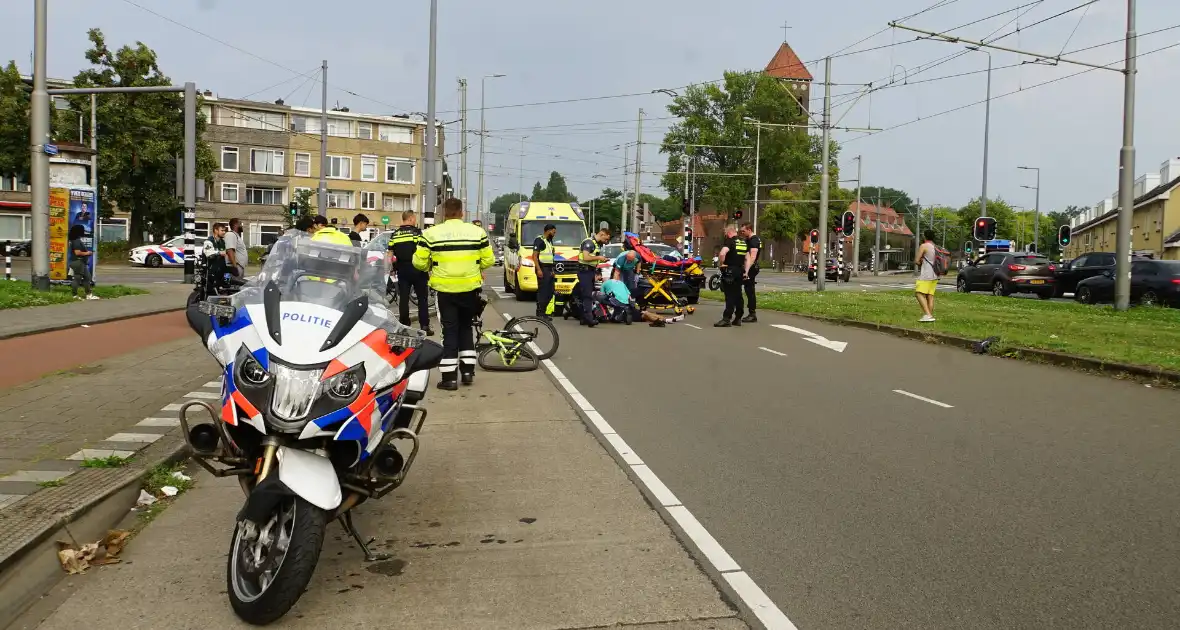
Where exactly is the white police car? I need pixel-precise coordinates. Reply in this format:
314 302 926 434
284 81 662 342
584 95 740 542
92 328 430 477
128 237 189 267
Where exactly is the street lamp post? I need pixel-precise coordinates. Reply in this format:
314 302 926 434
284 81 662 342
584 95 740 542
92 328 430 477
967 47 992 220
477 73 505 223
518 136 527 203
1019 166 1041 253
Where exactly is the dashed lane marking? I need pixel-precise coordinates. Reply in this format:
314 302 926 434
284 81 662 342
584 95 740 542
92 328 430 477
685 323 703 330
758 347 788 357
893 389 954 408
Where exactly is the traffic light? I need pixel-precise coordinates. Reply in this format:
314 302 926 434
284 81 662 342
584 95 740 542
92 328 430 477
681 198 690 215
1058 224 1071 246
289 201 298 217
963 241 973 255
809 229 819 244
733 209 743 221
840 210 856 234
973 216 996 241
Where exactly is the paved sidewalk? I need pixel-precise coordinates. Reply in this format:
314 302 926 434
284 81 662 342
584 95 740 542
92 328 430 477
27 361 747 629
0 284 189 339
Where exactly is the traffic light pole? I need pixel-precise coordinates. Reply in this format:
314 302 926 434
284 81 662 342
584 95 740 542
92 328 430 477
815 57 832 292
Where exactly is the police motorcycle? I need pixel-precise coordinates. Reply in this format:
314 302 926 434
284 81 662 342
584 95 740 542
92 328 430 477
183 234 443 625
187 249 247 307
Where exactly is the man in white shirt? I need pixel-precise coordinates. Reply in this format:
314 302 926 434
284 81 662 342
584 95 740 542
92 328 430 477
225 218 249 277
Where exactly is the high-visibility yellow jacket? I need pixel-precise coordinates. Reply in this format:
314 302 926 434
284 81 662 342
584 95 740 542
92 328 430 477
312 226 352 246
413 219 495 293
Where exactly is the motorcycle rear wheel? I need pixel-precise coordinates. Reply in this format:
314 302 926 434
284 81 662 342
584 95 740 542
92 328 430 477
227 496 327 626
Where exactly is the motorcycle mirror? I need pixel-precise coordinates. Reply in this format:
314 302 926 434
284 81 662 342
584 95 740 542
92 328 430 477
407 338 444 373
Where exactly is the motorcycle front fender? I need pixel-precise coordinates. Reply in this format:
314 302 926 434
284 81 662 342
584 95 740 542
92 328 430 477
236 447 342 525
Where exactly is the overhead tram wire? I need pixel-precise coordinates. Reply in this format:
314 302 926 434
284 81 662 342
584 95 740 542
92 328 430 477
239 67 318 101
842 39 1180 143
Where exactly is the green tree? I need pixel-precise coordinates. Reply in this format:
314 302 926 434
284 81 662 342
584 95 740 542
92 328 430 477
658 71 819 213
530 181 543 201
0 61 30 184
534 171 577 203
489 191 528 233
859 186 914 216
638 193 677 223
585 188 623 233
65 29 215 243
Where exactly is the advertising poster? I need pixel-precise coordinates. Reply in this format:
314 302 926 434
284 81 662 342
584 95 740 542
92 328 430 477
47 186 97 282
69 187 97 281
48 187 69 281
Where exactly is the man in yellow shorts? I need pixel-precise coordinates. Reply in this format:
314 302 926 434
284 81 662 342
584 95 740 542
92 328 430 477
914 229 938 322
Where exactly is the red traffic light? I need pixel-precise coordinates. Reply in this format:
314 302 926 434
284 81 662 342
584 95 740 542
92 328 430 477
809 229 819 244
977 220 986 227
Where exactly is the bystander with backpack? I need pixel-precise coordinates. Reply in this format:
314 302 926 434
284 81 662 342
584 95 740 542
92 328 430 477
914 229 943 322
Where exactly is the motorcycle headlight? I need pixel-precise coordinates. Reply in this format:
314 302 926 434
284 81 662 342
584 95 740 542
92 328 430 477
324 364 366 403
239 354 269 386
271 364 324 421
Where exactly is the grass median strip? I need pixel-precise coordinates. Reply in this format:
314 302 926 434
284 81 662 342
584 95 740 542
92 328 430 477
704 289 1180 372
0 280 146 309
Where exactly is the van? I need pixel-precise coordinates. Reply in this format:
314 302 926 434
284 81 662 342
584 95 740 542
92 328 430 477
503 201 588 301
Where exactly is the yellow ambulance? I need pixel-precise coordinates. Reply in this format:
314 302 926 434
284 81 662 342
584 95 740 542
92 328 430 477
503 201 588 301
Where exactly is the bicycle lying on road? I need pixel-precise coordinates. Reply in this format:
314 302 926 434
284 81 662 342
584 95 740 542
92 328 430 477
472 299 559 371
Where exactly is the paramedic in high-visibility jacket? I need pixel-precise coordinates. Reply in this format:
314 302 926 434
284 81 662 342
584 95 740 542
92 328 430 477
413 198 496 390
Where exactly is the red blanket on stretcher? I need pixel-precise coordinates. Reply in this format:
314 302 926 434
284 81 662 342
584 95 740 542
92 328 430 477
622 234 696 270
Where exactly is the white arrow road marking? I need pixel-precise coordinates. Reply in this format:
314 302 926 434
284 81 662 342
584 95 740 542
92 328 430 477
771 324 848 353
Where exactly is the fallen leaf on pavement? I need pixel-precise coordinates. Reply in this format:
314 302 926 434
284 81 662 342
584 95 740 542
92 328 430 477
56 530 131 573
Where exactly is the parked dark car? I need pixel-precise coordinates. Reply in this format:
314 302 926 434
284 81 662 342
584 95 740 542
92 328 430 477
808 258 849 282
956 252 1057 299
1074 259 1180 307
3 240 30 257
1053 252 1149 296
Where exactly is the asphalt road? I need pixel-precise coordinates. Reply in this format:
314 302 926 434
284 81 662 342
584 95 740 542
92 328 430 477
489 270 1180 629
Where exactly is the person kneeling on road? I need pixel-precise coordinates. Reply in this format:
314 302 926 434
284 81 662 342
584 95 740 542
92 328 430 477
714 224 747 327
599 272 683 327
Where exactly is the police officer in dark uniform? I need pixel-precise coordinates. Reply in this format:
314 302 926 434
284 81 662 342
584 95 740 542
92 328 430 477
388 209 434 336
577 227 611 327
531 223 557 319
714 224 747 327
739 222 761 323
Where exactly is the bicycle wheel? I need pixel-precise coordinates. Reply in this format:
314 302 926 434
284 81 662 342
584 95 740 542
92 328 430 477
477 344 539 372
503 315 559 360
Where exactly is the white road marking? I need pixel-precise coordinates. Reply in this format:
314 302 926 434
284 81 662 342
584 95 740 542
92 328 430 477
684 323 703 330
202 380 221 388
535 343 796 628
160 403 183 412
184 391 220 400
758 347 788 357
105 432 164 444
723 571 801 630
771 323 816 336
136 417 180 427
893 389 954 408
804 336 848 353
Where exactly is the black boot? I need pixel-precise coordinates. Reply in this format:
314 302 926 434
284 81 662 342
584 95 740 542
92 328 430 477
742 313 758 323
714 318 732 328
437 373 458 391
461 371 475 386
732 316 743 327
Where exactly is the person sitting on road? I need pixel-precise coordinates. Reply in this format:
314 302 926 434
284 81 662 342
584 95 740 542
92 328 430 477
598 271 683 327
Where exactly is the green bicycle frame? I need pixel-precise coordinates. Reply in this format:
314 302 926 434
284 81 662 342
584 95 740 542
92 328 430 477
482 331 528 366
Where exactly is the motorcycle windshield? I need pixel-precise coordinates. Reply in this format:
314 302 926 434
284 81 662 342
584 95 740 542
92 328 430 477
242 234 390 309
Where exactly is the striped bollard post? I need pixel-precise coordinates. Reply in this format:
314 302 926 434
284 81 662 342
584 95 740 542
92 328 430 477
835 229 844 283
683 219 692 256
183 209 196 284
3 242 10 281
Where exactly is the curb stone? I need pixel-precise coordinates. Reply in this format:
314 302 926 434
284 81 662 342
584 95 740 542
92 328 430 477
0 305 186 341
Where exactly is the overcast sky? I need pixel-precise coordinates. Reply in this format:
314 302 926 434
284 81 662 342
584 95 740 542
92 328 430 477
4 0 1178 215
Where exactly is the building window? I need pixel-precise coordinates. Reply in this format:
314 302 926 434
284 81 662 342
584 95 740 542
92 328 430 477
361 156 377 181
221 182 239 203
383 194 412 213
250 149 285 175
294 152 311 177
360 191 376 210
192 221 211 239
0 214 31 241
327 118 352 138
244 186 284 205
327 190 353 209
254 223 283 247
385 158 414 184
327 156 351 179
293 186 312 196
221 146 239 171
292 115 321 134
218 108 285 131
379 125 413 143
358 122 373 140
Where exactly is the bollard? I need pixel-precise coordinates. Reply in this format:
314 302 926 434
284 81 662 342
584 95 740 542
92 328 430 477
835 230 845 283
2 241 9 281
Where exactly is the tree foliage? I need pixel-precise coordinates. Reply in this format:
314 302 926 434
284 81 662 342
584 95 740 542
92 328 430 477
658 71 821 213
287 188 315 228
0 61 30 183
63 29 215 243
531 171 578 203
489 191 528 232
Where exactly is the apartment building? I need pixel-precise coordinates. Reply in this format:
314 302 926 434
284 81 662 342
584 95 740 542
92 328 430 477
199 95 447 246
1065 158 1180 261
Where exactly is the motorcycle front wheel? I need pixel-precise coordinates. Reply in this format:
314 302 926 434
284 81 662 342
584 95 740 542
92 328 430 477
707 274 722 291
227 496 327 626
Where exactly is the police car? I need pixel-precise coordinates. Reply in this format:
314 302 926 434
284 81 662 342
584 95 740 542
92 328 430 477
128 237 190 267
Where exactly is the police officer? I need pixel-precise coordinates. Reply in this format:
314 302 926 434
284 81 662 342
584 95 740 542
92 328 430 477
311 217 351 245
414 198 495 390
531 223 557 319
389 210 433 335
739 222 761 323
714 224 746 327
576 227 611 327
